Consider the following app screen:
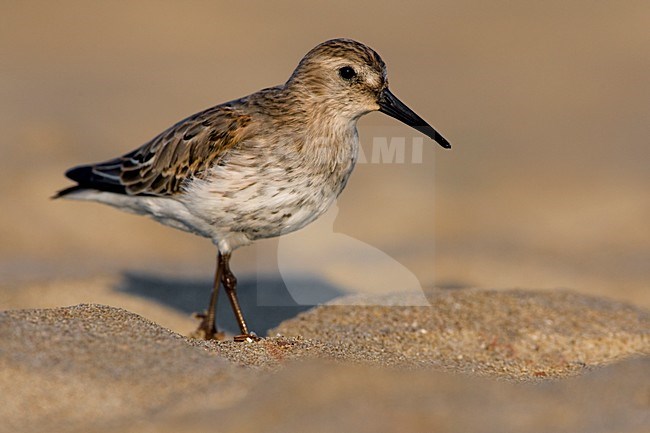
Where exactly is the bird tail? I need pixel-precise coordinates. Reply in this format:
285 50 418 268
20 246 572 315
51 184 87 199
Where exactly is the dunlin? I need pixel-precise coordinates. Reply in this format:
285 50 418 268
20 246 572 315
55 38 451 340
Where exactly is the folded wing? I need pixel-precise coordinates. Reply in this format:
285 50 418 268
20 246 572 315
59 105 252 197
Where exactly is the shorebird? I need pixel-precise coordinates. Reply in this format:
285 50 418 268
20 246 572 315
55 38 451 341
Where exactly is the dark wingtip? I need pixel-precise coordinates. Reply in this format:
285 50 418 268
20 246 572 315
65 165 93 183
52 165 94 199
60 164 128 195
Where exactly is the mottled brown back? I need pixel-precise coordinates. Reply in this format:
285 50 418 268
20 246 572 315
64 105 252 196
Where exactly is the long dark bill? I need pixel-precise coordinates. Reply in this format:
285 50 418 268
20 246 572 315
378 88 451 149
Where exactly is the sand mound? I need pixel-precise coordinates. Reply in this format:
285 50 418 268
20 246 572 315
1 288 648 433
266 288 650 378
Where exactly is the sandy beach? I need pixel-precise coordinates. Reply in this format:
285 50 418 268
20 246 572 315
1 1 649 432
1 288 648 433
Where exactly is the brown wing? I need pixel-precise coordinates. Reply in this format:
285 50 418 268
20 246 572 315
63 104 252 196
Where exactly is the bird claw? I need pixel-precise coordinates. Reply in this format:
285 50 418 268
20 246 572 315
189 327 226 341
233 332 261 343
190 311 225 341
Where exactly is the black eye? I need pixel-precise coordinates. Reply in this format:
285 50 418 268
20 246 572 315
338 66 357 80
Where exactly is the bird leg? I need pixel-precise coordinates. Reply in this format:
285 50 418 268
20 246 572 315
191 252 226 340
219 252 259 341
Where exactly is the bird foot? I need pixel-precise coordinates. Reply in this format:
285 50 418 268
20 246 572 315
191 312 226 341
233 332 261 343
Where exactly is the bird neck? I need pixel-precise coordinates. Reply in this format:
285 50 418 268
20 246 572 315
254 83 360 157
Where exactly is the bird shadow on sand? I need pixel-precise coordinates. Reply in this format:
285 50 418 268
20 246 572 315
115 271 344 336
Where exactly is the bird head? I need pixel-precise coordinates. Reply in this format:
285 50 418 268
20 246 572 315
287 38 450 149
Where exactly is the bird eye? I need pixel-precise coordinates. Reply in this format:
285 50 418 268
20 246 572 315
338 66 357 80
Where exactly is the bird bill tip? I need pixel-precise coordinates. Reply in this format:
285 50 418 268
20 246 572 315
378 89 451 149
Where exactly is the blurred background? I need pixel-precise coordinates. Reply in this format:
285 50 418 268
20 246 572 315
1 1 648 333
